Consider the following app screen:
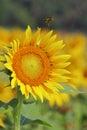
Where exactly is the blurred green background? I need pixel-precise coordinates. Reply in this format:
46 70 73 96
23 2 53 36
0 0 87 31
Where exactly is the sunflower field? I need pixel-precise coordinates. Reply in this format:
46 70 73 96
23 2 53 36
0 0 87 130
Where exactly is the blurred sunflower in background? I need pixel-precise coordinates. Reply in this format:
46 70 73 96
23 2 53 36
62 33 86 56
2 25 71 102
0 27 23 69
0 79 16 128
9 28 24 42
0 27 10 45
0 114 6 128
0 27 23 45
0 82 16 103
0 32 17 128
56 32 86 89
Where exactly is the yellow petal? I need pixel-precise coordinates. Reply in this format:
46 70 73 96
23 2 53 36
0 55 5 61
40 30 53 47
11 78 17 88
48 34 57 43
53 69 70 75
51 55 71 63
33 86 44 102
26 85 37 100
50 72 70 82
4 63 12 71
31 28 41 46
4 55 11 64
25 86 30 99
44 81 58 93
12 40 19 52
23 25 32 46
40 85 50 100
45 40 64 55
54 62 71 68
17 80 25 95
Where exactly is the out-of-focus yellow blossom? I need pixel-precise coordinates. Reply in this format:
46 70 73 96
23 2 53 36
8 28 24 42
80 64 87 88
63 33 86 56
0 114 6 128
0 82 16 103
0 27 10 44
0 76 16 128
0 27 23 69
0 27 23 45
62 32 86 88
2 25 71 101
67 57 85 88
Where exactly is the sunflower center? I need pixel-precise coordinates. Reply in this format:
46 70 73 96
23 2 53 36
12 46 50 86
21 54 43 79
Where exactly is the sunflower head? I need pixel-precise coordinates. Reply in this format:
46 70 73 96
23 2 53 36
3 26 71 101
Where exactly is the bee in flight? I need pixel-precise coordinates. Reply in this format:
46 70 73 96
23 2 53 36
44 17 54 26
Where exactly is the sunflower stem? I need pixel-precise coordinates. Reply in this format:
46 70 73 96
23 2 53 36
14 92 24 130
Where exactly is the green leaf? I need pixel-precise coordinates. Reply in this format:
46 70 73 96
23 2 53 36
0 106 13 115
0 101 5 107
3 69 12 75
21 115 52 127
21 103 41 119
0 107 6 115
60 83 84 94
0 72 10 83
0 99 17 115
0 99 18 108
23 95 36 104
0 69 5 72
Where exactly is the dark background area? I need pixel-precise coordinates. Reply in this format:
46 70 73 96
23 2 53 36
0 0 87 32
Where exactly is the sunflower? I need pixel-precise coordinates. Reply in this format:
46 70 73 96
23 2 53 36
3 26 71 101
